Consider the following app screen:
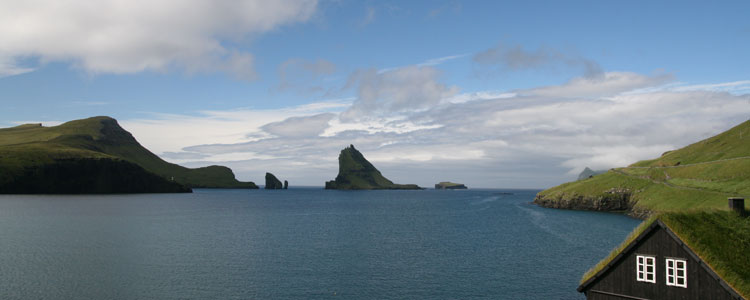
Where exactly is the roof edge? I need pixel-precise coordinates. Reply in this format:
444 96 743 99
577 220 660 292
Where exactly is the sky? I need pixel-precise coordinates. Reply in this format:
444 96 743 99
1 0 749 188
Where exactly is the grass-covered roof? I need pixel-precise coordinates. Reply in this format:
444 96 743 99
580 210 750 298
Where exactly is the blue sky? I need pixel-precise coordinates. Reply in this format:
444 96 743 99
1 1 749 188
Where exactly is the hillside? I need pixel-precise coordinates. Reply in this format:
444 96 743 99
325 145 421 190
535 120 750 218
0 116 257 193
577 167 605 180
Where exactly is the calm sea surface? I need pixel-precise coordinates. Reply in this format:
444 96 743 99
0 188 640 299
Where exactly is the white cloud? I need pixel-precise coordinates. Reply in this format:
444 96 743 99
261 113 335 138
341 66 459 121
0 0 318 77
117 72 750 188
522 71 673 98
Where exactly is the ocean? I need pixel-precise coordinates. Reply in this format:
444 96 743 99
0 188 640 299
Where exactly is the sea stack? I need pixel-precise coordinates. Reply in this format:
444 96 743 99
265 172 283 189
283 180 288 189
324 145 421 190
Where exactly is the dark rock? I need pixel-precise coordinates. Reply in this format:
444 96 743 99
283 180 288 189
435 182 467 189
265 172 283 189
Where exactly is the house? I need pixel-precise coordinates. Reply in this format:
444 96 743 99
578 198 749 300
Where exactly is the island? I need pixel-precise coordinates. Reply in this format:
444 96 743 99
435 182 467 189
324 145 421 190
0 116 258 194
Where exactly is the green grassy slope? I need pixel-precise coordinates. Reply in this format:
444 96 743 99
535 120 750 217
325 145 421 190
0 116 257 191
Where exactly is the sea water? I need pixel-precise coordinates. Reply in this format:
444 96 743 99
0 188 640 299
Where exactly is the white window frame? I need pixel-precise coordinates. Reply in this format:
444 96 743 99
666 258 687 288
636 255 656 283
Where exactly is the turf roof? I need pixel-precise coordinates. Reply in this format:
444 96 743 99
579 210 750 299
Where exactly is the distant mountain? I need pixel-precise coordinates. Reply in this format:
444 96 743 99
577 167 605 180
325 145 421 190
0 116 257 193
535 120 750 218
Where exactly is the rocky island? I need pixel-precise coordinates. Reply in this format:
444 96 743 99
435 182 467 189
325 145 421 190
265 172 285 189
0 116 258 194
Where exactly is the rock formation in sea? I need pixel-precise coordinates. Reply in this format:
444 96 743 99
283 180 288 189
435 182 468 189
324 145 421 190
265 172 284 189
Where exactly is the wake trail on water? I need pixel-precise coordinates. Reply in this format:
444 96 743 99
469 196 500 206
515 203 579 245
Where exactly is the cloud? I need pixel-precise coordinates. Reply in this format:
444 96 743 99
360 7 376 26
340 66 459 121
522 71 674 98
278 58 337 93
261 113 335 137
0 0 318 78
473 44 603 77
118 73 750 188
428 2 462 18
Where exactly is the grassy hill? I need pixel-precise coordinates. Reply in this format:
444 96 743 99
0 116 257 193
325 145 421 190
535 120 750 218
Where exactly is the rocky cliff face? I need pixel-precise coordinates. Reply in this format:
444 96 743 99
325 145 421 190
265 172 283 189
533 187 646 217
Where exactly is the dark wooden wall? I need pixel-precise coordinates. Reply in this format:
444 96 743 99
585 226 738 300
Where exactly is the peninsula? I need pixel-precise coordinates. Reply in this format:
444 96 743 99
534 120 750 218
0 116 258 193
325 145 421 190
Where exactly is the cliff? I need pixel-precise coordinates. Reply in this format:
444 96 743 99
534 120 750 218
265 172 283 189
324 145 421 190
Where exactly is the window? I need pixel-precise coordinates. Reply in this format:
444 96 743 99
666 258 687 288
636 255 656 283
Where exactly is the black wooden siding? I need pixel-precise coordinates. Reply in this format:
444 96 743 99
584 225 738 300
